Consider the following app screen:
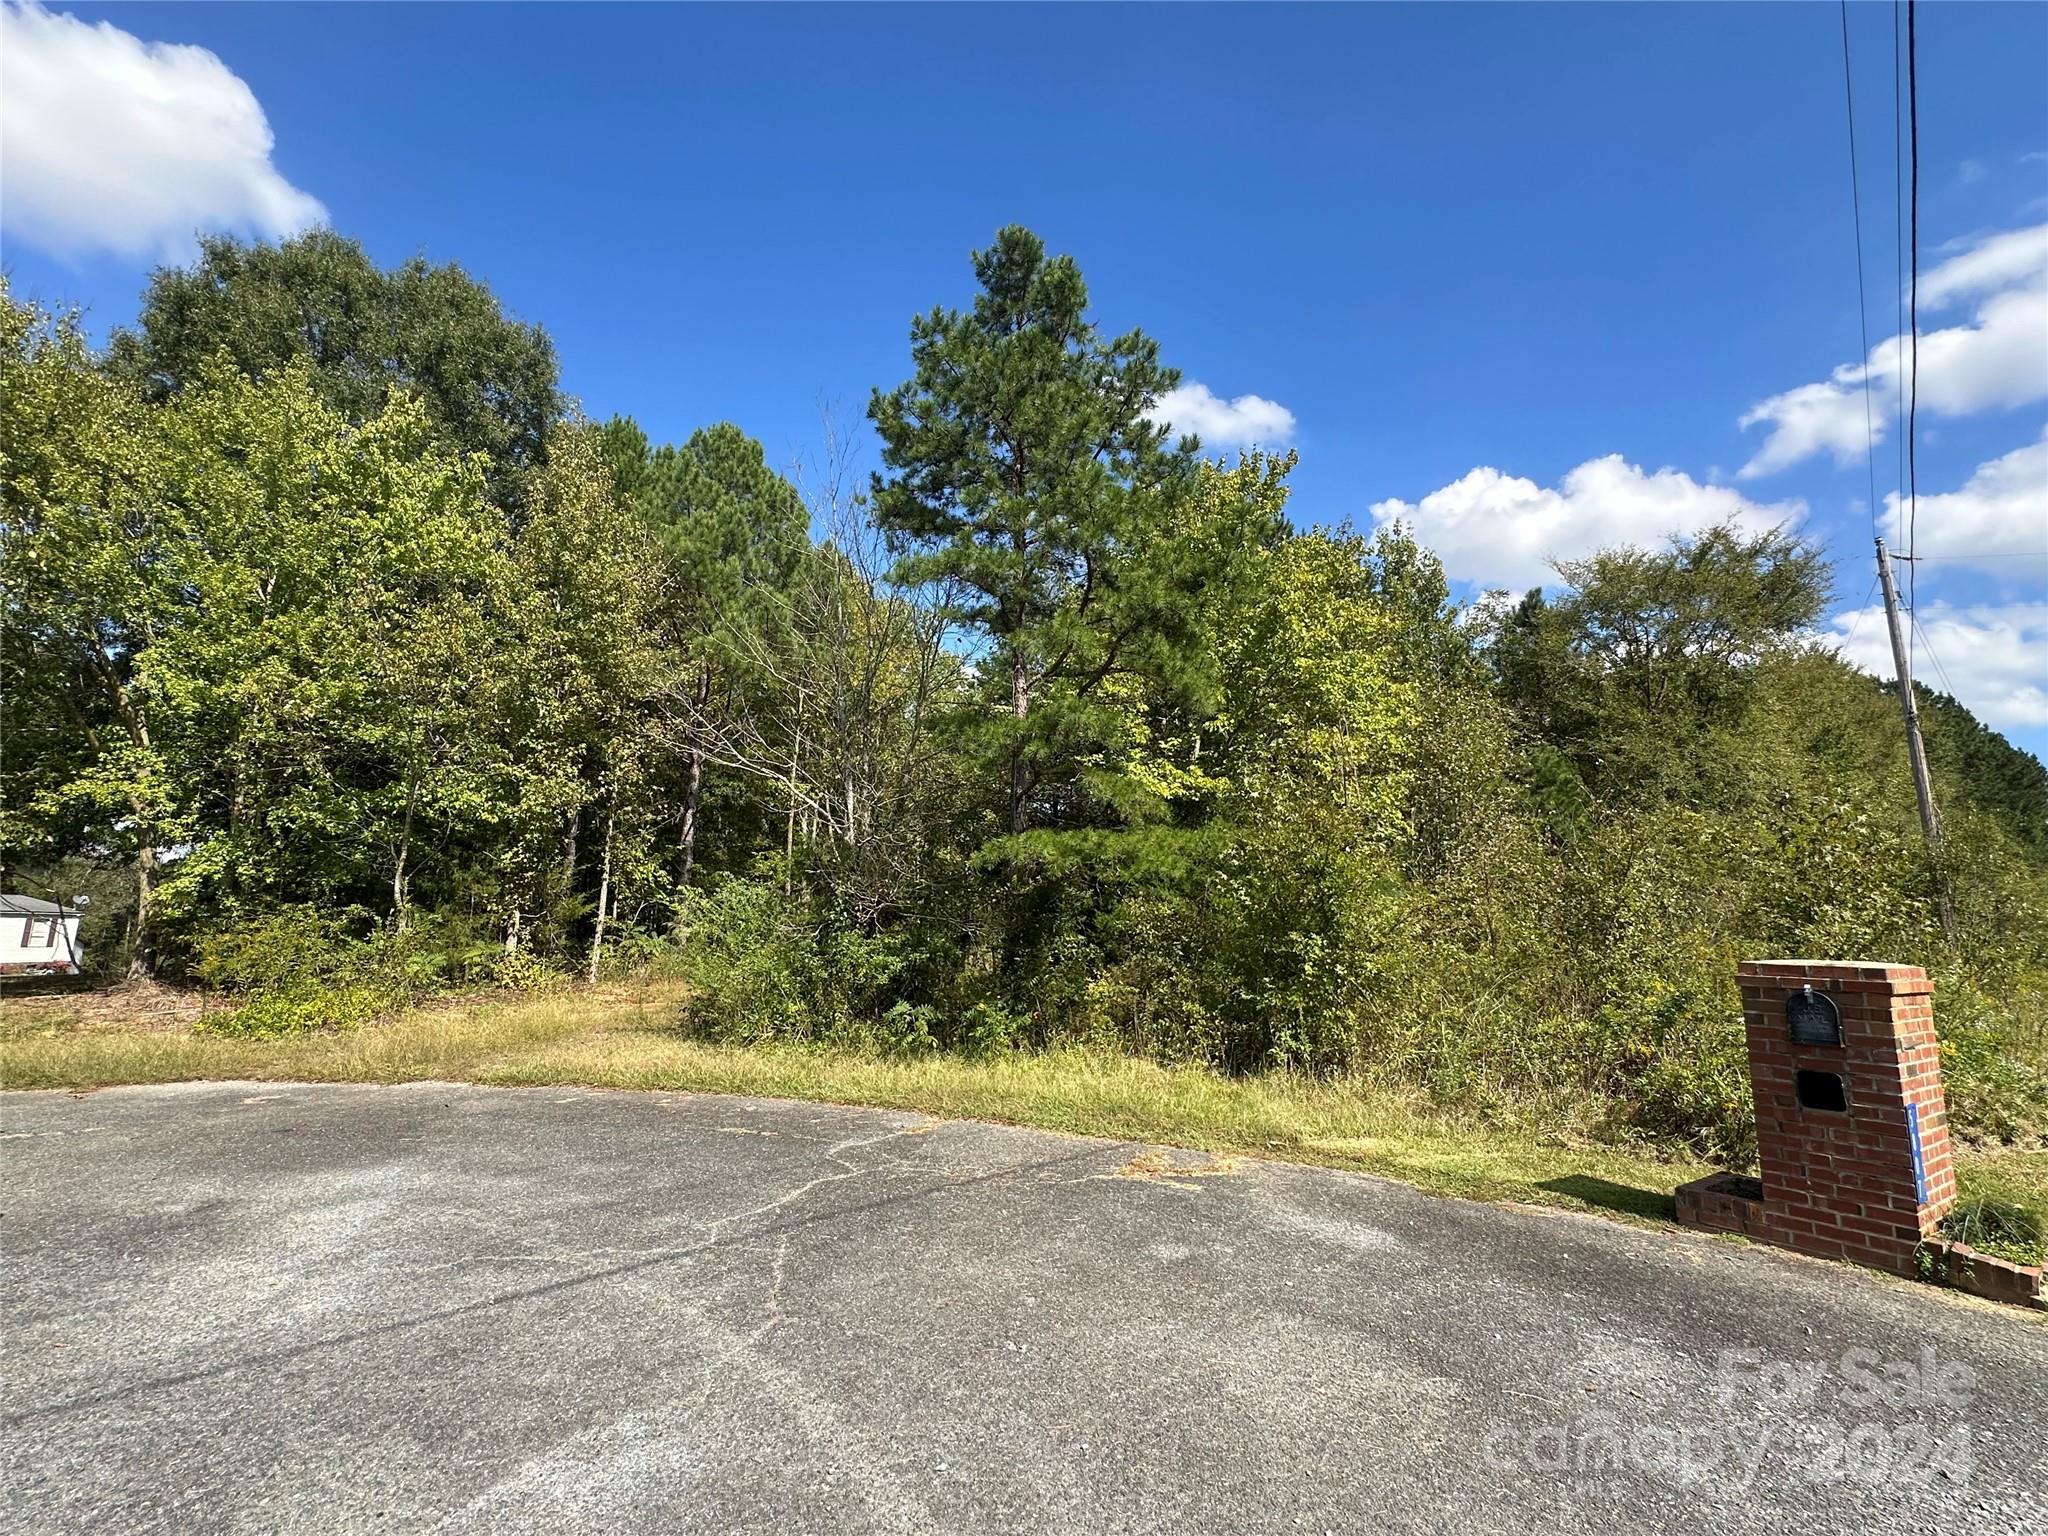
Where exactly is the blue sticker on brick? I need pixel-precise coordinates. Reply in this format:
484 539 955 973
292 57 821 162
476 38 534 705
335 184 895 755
1906 1102 1928 1206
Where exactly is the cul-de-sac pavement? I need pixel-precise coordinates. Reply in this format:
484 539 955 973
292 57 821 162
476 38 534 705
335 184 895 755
3 1082 2043 1533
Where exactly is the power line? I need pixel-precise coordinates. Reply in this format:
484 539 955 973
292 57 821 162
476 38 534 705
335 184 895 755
1875 538 1950 935
1906 0 1921 639
1901 550 2048 563
1839 1 1881 534
1837 571 1884 655
1911 613 1960 704
1893 2 1906 525
1875 5 1949 937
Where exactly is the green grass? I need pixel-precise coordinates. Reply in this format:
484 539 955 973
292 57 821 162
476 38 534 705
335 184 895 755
1950 1157 2048 1268
4 978 2043 1267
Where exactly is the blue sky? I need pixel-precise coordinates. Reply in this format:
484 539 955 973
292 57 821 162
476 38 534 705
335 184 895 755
4 2 2045 754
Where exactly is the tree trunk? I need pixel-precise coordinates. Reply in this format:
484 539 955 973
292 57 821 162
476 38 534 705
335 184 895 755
81 650 161 979
118 697 159 981
391 783 416 934
677 662 711 892
587 804 615 984
784 685 805 896
1009 650 1030 835
391 844 410 933
560 808 580 898
678 748 704 889
125 841 156 982
783 777 797 897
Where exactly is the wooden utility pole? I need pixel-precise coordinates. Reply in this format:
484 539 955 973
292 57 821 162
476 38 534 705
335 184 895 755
1875 537 1953 934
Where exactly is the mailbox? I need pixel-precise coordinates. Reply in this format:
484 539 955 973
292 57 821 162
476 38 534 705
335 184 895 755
1675 960 1957 1277
1785 984 1842 1047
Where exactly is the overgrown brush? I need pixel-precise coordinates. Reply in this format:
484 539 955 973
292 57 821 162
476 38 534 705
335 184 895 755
195 908 568 1037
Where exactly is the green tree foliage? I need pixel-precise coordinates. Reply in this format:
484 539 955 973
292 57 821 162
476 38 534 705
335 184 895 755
632 422 809 608
1917 685 2048 856
601 416 810 890
1488 524 1830 806
105 231 560 505
3 283 659 977
2 295 176 975
869 225 1205 835
7 225 2044 1163
142 357 510 933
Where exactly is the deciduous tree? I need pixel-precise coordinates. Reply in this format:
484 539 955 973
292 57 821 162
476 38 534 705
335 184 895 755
106 231 560 507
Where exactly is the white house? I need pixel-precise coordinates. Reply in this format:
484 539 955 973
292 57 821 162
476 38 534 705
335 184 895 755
0 895 85 976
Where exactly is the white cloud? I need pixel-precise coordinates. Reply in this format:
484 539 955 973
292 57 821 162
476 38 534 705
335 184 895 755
1736 380 1875 477
1916 224 2048 309
1150 382 1297 449
1881 429 2048 569
0 1 324 260
1827 601 2048 728
1368 454 1805 593
1738 224 2048 479
1958 159 1988 188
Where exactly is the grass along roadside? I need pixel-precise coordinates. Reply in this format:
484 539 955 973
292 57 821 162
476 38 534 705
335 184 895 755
3 979 2041 1265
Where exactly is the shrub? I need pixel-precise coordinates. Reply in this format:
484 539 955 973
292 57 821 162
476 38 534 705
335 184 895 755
678 877 837 1043
487 946 570 993
194 907 446 1036
192 907 345 994
597 928 692 981
195 908 395 1037
201 980 388 1038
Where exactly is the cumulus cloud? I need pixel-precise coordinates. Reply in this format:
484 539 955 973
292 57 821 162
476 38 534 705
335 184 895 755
1916 224 2048 309
1827 601 2048 729
1881 429 2048 569
0 1 324 260
1367 455 1805 593
1738 224 2048 479
1150 382 1297 449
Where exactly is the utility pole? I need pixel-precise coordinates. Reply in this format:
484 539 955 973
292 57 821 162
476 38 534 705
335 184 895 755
1875 537 1953 934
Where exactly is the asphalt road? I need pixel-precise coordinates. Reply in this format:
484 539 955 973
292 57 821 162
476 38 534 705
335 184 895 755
2 1082 2043 1534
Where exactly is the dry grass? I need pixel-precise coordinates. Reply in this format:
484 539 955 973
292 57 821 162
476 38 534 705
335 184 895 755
0 977 1713 1218
4 977 2041 1253
0 979 220 1036
0 979 675 1085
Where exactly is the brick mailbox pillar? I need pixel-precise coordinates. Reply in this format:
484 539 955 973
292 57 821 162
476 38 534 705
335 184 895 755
1676 959 1955 1276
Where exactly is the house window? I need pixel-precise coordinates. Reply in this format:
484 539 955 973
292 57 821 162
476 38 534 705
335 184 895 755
21 917 57 949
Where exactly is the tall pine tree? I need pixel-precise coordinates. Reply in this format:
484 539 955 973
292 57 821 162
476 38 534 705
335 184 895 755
603 418 808 890
869 226 1203 835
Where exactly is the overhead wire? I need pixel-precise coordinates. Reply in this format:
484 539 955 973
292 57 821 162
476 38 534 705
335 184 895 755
1903 551 2048 563
1906 0 1921 645
1892 2 1907 530
1839 1 1882 534
1911 614 1960 706
1836 571 1884 656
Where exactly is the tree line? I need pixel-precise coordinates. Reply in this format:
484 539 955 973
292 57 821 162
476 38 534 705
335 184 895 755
4 226 2044 1155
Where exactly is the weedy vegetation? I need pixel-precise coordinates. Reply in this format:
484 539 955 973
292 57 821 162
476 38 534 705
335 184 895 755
4 226 2044 1264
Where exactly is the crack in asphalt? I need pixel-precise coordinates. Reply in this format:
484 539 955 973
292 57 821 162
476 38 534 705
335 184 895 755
409 1124 934 1275
1 1132 1102 1428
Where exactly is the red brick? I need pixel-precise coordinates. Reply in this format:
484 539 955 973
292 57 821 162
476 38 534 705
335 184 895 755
1683 958 1955 1274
